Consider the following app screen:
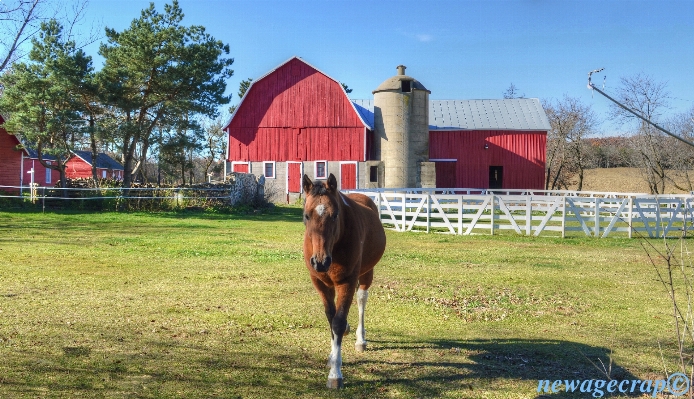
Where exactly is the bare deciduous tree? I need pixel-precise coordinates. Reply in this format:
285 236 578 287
503 83 525 99
0 0 98 74
609 73 671 194
665 107 694 192
543 96 598 190
200 113 228 182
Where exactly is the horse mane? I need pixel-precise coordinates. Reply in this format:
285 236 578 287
309 182 331 197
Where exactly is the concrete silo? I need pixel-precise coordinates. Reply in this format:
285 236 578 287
373 65 432 188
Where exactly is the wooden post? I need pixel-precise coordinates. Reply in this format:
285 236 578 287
402 193 406 233
376 190 383 223
426 192 431 233
458 195 463 235
526 196 532 236
628 196 633 239
594 198 600 237
561 196 566 238
490 195 495 235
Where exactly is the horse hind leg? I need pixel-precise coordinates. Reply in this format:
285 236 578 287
355 288 368 352
355 269 373 352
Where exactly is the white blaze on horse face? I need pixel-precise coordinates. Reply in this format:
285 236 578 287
316 204 326 217
328 330 343 380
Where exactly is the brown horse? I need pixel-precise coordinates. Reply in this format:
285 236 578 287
302 173 386 389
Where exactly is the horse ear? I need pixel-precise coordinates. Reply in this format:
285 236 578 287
302 174 313 194
327 173 338 192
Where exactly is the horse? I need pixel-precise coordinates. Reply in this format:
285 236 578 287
301 173 386 389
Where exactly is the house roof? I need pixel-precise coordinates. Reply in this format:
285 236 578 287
351 98 551 132
24 147 57 161
72 150 124 170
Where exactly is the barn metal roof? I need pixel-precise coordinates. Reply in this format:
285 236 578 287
429 99 550 131
351 98 551 131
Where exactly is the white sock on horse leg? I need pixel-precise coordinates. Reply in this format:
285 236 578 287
327 330 343 384
355 288 368 351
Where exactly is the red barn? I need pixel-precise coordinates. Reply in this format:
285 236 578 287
0 115 23 190
225 57 372 201
225 57 550 200
65 150 124 180
427 100 548 189
0 117 59 191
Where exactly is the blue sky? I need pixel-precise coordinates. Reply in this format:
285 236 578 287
79 0 694 135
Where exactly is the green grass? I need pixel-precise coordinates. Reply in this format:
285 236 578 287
0 207 686 398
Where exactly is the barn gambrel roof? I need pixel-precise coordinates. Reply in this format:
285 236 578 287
225 56 372 130
351 98 551 132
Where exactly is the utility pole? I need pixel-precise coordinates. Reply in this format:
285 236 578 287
587 68 694 148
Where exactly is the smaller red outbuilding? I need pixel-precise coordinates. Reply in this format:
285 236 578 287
65 150 124 180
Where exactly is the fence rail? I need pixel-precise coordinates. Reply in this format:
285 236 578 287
346 189 694 238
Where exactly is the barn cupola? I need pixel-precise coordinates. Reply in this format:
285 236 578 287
372 65 431 188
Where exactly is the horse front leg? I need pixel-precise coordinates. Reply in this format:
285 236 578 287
326 282 356 389
310 278 338 368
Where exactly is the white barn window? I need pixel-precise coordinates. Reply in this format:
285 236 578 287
314 161 327 179
45 161 51 184
263 161 276 178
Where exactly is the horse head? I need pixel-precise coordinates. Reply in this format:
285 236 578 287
302 173 342 273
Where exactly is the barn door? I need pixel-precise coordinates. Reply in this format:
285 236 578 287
489 166 503 189
434 161 457 188
340 163 357 190
232 163 249 173
287 162 302 193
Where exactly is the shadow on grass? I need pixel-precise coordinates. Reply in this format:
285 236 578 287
363 337 642 398
0 335 644 398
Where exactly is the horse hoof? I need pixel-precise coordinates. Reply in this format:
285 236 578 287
355 342 367 352
327 377 344 389
343 323 350 336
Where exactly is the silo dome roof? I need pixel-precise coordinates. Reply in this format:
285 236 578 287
372 65 430 94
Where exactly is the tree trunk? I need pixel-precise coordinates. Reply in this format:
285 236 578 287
89 115 99 185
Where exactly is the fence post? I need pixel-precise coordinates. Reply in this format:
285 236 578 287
376 192 382 224
561 196 566 238
458 195 463 235
594 198 600 237
490 194 495 235
426 192 431 233
526 196 532 236
628 196 633 239
401 193 406 233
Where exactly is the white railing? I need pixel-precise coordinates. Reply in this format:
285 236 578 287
346 188 694 238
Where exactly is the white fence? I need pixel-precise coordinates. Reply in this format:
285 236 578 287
346 188 694 238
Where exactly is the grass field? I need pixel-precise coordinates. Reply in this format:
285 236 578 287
0 207 688 398
569 167 694 194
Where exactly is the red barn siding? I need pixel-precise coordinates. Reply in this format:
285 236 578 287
22 158 59 187
430 130 546 189
226 58 367 162
0 123 22 188
65 156 94 178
